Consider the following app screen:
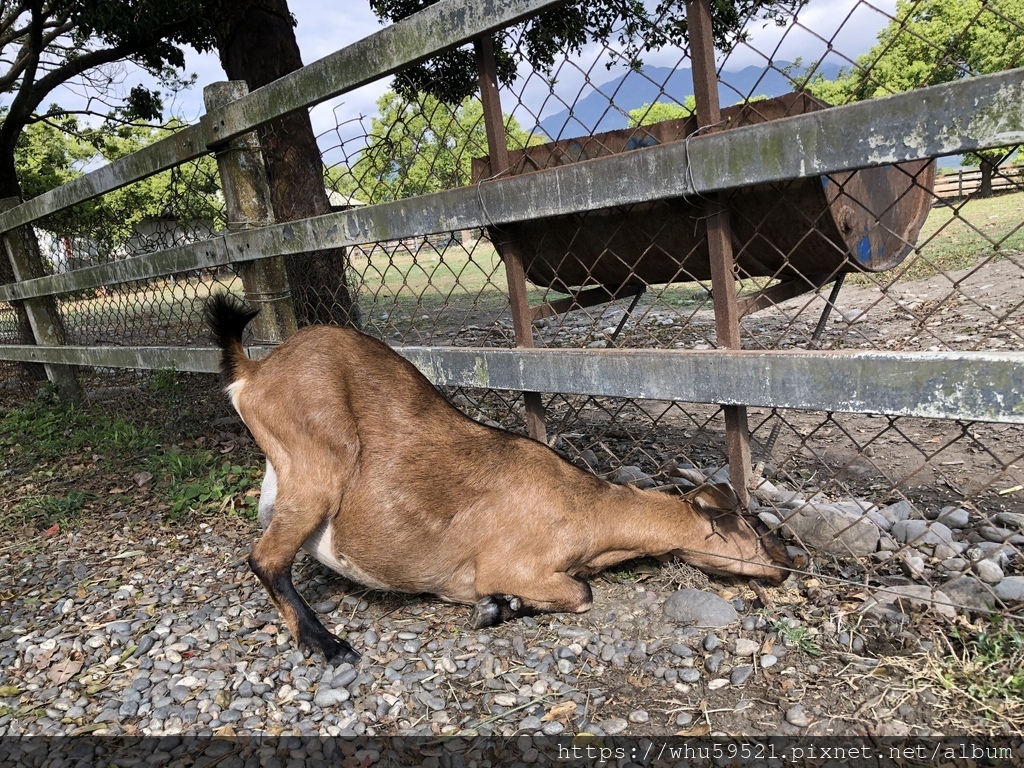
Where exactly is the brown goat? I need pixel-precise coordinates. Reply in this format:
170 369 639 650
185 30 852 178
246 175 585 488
205 293 789 664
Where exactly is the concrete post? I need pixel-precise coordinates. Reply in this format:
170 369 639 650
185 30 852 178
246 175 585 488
203 81 297 344
0 197 83 402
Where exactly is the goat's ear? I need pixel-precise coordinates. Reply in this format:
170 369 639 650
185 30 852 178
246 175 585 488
686 483 740 512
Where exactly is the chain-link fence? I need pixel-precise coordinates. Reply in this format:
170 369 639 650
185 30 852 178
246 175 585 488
2 0 1023 626
313 0 1024 624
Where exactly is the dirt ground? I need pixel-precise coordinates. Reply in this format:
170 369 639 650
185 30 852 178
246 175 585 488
2 256 1023 739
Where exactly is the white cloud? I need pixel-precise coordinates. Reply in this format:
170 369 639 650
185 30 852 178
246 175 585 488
7 0 896 157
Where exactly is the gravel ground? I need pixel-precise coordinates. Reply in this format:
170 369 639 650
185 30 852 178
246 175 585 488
0 497 986 744
2 260 1023 746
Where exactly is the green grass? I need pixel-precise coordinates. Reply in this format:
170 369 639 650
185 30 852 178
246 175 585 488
938 620 1024 705
770 617 822 657
852 191 1024 285
0 393 261 532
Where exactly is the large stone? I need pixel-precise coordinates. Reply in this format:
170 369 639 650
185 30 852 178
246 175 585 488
934 506 971 529
891 519 956 547
751 479 803 506
608 465 656 488
994 511 1024 529
879 500 915 525
881 585 957 619
973 559 1004 584
663 588 739 627
938 576 998 611
778 501 879 558
994 576 1024 603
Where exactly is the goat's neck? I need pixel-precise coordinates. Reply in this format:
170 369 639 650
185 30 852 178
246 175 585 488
578 485 707 574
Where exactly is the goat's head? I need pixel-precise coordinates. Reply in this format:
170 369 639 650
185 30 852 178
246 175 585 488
671 484 791 582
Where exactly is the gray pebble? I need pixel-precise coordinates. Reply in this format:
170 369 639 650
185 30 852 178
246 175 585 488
730 665 754 686
600 718 628 735
313 687 350 707
679 668 701 683
705 651 724 673
786 705 811 727
670 643 692 658
733 638 759 657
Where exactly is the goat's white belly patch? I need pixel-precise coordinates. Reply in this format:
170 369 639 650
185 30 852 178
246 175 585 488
302 521 392 591
257 460 277 530
258 460 391 590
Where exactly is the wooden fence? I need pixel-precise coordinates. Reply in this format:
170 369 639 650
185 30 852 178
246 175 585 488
1 0 1024 452
934 166 1023 198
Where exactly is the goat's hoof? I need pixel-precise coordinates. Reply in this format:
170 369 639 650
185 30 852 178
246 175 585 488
327 645 361 666
471 597 501 629
309 633 360 666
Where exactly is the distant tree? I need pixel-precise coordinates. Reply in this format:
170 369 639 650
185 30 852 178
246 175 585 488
0 0 210 203
12 113 96 201
11 116 221 286
369 0 806 104
16 116 221 251
0 0 210 378
804 0 1024 195
627 94 767 126
628 98 696 127
349 91 542 204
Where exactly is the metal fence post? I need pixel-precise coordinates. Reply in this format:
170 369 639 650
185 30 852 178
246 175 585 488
475 36 548 444
204 81 297 344
0 197 83 402
685 0 753 505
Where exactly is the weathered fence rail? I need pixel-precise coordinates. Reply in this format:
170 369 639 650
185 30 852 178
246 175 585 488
3 69 1022 308
1 0 1023 425
11 343 1022 423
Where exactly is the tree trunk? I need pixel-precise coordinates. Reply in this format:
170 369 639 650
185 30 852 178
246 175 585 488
976 155 995 198
211 0 359 327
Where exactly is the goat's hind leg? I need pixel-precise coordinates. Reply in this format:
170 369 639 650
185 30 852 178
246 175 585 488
249 496 359 665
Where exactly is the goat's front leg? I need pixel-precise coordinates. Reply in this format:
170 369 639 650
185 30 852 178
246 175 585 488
471 573 593 628
248 496 359 665
471 595 535 629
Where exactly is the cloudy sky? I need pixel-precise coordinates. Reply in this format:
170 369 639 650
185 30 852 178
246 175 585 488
8 0 898 154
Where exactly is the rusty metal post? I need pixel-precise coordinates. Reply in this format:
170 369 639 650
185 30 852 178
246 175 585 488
0 198 83 402
204 82 297 344
474 36 547 443
685 0 753 505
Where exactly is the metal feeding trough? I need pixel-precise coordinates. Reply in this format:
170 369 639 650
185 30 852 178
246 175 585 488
472 92 935 295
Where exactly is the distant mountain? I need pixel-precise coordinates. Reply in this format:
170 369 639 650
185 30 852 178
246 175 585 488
537 62 843 140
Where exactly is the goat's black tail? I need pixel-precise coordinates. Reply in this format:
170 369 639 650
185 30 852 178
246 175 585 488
204 292 260 385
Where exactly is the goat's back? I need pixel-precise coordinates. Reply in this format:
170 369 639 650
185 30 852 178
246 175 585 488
235 325 607 594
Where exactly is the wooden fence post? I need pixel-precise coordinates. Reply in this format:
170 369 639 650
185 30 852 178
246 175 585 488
204 82 297 344
0 197 83 402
